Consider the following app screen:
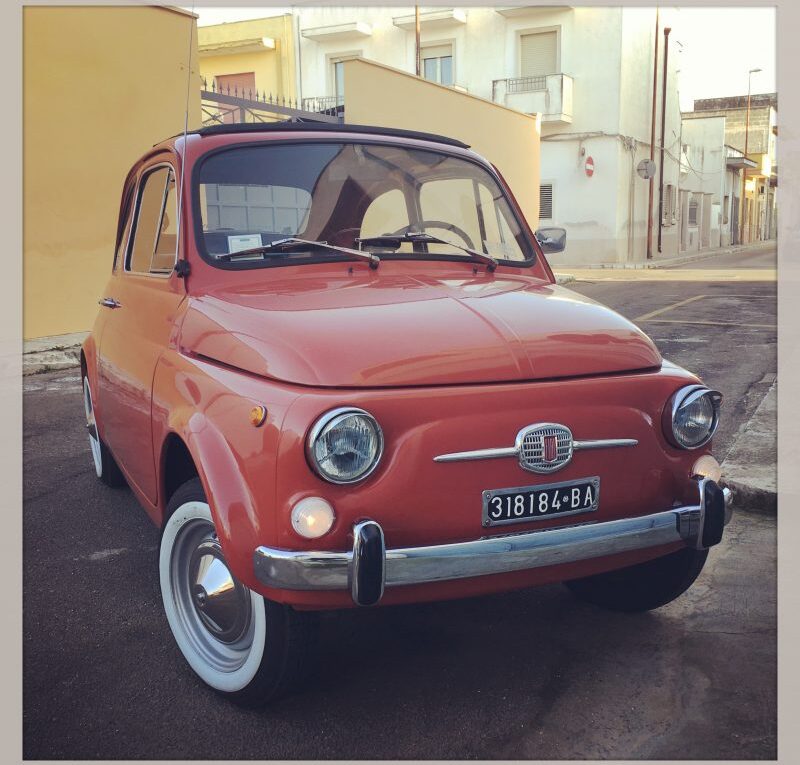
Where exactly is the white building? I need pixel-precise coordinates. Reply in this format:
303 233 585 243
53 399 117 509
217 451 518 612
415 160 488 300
678 115 727 251
294 6 685 264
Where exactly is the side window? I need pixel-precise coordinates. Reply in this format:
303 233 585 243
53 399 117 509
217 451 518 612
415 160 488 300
360 189 410 239
126 166 177 275
113 186 135 271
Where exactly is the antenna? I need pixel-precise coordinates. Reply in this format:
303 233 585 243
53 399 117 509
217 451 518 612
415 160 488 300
175 2 196 279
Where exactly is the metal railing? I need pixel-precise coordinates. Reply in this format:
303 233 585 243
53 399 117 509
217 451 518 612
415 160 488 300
301 95 345 114
201 78 341 125
504 75 548 93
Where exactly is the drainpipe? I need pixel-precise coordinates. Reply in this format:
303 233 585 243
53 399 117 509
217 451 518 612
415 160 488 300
657 26 671 253
646 8 659 260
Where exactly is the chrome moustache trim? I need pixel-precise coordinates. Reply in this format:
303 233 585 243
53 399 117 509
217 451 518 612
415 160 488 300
433 438 638 465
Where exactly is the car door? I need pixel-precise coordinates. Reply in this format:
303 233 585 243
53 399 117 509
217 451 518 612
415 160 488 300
97 158 186 504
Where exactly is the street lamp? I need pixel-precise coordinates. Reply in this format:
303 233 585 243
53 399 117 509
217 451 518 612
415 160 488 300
739 67 762 244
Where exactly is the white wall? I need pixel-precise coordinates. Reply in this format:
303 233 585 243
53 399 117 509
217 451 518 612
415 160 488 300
680 115 726 249
295 6 688 264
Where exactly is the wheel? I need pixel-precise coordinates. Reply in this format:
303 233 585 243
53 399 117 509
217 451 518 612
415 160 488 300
159 478 319 705
82 376 126 488
564 546 709 613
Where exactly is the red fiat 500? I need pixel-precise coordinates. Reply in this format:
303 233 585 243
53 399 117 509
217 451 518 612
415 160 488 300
82 121 732 704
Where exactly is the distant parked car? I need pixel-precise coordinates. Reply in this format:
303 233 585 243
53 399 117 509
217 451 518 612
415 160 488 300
82 121 732 705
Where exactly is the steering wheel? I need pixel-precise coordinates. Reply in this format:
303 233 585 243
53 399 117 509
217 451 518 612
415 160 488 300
391 220 476 250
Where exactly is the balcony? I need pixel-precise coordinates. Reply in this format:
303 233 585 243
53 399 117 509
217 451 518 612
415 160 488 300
301 95 345 117
492 73 573 125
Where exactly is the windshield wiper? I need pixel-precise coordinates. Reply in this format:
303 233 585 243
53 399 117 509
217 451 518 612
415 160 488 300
356 232 497 272
215 237 380 269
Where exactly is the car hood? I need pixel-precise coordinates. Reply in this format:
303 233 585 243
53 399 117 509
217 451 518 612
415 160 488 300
180 271 662 388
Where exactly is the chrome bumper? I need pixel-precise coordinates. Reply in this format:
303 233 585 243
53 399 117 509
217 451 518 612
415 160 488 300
254 479 733 606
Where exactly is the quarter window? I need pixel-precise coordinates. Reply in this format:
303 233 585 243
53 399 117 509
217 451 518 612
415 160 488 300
127 165 178 275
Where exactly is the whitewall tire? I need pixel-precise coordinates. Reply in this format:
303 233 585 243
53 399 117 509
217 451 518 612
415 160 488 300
82 376 125 487
159 478 319 704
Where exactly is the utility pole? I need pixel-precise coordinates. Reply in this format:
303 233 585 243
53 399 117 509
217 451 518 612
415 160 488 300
657 25 671 253
646 8 660 260
415 6 421 76
739 67 761 244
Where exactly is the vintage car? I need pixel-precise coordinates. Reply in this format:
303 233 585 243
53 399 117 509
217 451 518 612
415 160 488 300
82 121 732 704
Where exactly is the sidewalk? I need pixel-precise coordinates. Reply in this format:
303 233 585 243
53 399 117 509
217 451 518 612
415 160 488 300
554 239 775 272
23 331 87 376
720 381 777 514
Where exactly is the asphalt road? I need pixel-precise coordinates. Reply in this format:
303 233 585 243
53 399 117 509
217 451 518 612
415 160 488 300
23 246 776 760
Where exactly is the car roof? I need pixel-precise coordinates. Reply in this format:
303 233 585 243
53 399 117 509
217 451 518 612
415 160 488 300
160 119 471 150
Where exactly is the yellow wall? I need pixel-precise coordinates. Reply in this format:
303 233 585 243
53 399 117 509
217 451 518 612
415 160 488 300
23 6 201 340
198 16 296 100
343 58 540 227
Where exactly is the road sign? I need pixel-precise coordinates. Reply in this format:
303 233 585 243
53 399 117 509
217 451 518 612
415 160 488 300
637 158 656 179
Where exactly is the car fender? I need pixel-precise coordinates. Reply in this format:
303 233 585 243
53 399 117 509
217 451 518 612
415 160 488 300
152 351 300 591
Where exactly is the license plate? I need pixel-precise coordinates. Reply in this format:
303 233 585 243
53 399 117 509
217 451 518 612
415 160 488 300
482 476 600 528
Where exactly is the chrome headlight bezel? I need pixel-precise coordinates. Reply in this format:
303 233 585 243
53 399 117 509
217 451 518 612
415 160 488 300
306 407 384 485
663 385 722 449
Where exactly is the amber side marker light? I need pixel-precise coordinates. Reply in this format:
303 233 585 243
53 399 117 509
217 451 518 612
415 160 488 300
691 454 722 483
250 405 268 427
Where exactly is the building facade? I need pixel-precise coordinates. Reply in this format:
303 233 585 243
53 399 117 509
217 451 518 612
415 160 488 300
687 94 777 243
294 6 684 265
23 6 200 340
198 16 298 123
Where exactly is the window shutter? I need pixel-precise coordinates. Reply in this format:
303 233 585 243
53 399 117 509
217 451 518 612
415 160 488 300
520 31 557 77
540 183 553 219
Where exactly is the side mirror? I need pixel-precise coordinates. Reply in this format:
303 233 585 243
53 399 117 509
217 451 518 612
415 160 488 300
535 227 567 254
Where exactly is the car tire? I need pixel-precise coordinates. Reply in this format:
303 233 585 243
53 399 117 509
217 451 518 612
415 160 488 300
82 376 126 488
564 546 709 613
160 478 319 706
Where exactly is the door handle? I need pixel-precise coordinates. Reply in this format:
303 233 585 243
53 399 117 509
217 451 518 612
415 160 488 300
99 297 122 309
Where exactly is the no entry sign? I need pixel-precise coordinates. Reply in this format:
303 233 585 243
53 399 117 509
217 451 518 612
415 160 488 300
585 156 594 177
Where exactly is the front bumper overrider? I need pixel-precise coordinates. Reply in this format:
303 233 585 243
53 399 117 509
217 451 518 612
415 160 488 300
254 478 733 606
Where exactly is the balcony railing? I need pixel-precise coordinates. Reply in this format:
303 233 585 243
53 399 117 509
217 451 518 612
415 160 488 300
302 95 345 114
492 73 573 124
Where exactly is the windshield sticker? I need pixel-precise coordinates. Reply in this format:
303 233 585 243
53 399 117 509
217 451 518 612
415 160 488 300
227 234 263 254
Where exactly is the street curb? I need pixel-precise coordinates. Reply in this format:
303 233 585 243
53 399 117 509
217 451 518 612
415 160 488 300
23 332 87 376
553 240 775 272
720 381 777 516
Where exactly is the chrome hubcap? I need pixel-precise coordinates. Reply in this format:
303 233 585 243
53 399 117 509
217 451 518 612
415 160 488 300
189 539 251 644
169 518 256 673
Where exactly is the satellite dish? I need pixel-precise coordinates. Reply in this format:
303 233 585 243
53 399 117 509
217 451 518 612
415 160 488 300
637 159 657 179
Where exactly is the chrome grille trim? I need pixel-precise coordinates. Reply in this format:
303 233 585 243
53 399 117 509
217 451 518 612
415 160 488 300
433 424 638 469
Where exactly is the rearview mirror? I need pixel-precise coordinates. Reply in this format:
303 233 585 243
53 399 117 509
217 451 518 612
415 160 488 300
535 227 567 254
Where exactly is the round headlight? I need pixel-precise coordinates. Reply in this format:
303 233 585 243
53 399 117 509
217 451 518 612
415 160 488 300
307 408 384 484
664 385 722 449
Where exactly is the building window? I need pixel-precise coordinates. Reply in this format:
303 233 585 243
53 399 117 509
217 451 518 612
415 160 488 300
332 59 345 102
723 195 730 225
540 183 553 220
662 184 674 225
520 30 557 78
422 44 454 86
688 197 698 226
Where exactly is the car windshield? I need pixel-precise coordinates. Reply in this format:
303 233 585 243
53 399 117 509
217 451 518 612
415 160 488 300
195 141 533 266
